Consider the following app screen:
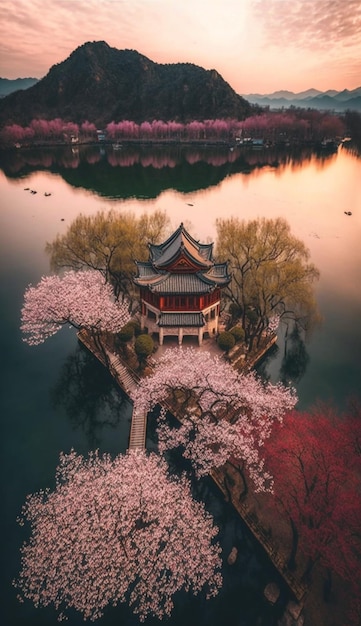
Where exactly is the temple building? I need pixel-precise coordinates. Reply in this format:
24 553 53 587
133 223 231 345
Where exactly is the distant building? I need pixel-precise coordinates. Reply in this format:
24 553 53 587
134 223 231 345
96 130 106 142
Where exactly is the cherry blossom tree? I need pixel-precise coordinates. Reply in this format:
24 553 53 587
186 120 205 140
263 404 361 595
167 120 184 140
139 120 153 139
81 120 97 139
14 449 222 622
0 123 27 144
132 347 297 492
20 270 130 346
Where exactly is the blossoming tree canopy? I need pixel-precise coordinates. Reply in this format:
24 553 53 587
14 449 222 622
131 347 297 491
20 270 130 345
264 405 361 587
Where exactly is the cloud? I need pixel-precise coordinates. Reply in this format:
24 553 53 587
0 0 149 77
252 0 361 49
1 0 360 90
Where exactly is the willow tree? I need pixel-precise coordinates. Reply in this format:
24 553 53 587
215 217 320 350
45 209 170 306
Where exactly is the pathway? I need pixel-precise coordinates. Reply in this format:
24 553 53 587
77 330 146 449
78 329 306 603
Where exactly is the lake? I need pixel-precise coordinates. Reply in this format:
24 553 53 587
0 143 360 625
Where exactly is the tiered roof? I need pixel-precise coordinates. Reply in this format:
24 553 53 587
134 223 231 294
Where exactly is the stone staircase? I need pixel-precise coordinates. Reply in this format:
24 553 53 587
77 330 147 449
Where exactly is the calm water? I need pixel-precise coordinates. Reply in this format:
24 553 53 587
0 144 360 625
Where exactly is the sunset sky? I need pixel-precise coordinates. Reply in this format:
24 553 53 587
1 0 361 94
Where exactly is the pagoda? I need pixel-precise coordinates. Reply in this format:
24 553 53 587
133 223 231 345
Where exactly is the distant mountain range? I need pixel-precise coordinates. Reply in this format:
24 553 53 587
0 41 251 127
0 77 39 97
241 88 361 112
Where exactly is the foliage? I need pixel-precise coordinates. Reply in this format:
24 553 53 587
128 319 142 337
20 270 130 346
134 334 154 365
215 217 320 350
132 347 297 491
0 108 348 146
117 322 135 344
228 302 242 327
229 326 245 343
14 449 222 621
344 110 361 154
236 109 345 142
45 208 170 304
217 331 236 352
264 403 361 605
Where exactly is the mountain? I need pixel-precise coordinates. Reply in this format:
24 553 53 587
242 87 361 112
253 88 322 101
0 77 39 97
0 41 251 127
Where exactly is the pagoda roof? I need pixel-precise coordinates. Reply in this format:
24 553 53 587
148 223 214 270
134 262 230 293
158 312 205 327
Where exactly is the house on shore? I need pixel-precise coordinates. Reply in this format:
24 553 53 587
133 223 231 345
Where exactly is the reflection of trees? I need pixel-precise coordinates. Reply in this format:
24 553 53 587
51 342 129 447
0 144 341 199
254 344 278 382
280 324 310 385
255 323 311 386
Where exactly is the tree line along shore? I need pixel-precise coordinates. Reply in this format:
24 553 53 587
2 108 360 150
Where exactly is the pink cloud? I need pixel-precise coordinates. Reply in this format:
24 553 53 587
253 0 361 49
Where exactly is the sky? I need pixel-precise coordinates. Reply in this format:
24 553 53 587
1 0 361 94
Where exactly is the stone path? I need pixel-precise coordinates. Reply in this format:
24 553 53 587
77 330 146 450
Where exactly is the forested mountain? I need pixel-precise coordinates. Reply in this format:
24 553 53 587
0 41 251 127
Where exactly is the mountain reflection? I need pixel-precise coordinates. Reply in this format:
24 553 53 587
0 143 339 199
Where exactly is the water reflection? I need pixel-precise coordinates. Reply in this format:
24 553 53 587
257 324 311 393
280 325 310 385
0 143 341 199
0 143 360 625
51 342 129 448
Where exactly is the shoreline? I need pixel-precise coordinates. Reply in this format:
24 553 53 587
0 137 343 152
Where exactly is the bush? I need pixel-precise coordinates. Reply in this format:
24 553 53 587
135 334 154 365
230 326 245 343
229 302 242 322
246 308 258 325
217 331 236 352
118 322 135 344
127 320 142 337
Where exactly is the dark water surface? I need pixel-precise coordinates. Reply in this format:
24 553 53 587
0 144 360 625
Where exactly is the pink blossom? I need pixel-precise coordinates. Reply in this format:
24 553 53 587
14 449 222 621
132 347 297 491
21 270 130 345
